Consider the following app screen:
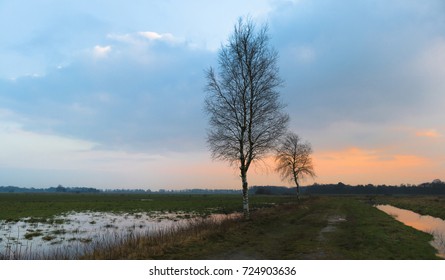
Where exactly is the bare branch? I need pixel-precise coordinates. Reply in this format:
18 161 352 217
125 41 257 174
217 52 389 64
204 17 289 218
275 132 316 199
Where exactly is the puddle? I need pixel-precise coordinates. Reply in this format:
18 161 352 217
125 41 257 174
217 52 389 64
0 211 237 259
318 215 346 242
376 204 445 258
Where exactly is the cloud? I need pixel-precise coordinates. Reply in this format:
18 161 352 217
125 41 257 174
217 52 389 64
0 120 96 170
415 129 441 139
93 45 111 58
413 37 445 104
107 31 190 53
138 31 177 43
2 0 445 187
269 0 445 128
265 1 445 184
0 118 179 188
0 32 214 154
106 33 139 44
290 45 316 64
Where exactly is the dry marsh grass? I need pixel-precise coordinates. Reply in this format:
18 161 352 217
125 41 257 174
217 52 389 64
81 215 241 259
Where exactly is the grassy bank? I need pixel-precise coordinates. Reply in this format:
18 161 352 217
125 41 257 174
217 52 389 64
83 196 440 260
374 195 445 220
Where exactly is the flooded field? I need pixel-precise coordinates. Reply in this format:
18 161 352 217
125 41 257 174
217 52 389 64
0 211 235 259
0 193 296 259
376 204 445 258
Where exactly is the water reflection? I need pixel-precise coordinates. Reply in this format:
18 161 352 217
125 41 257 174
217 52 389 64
0 211 237 259
376 204 445 259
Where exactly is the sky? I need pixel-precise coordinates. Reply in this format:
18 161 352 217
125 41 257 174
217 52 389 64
0 0 444 189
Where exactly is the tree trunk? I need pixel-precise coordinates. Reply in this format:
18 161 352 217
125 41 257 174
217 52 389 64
294 177 300 201
241 170 250 220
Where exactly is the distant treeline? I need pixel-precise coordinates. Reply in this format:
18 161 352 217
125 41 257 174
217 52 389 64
0 185 153 194
164 188 241 194
2 180 444 195
0 185 241 194
252 179 445 195
0 185 101 193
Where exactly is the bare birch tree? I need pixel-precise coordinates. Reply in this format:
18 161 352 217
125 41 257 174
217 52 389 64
275 132 315 200
204 17 289 219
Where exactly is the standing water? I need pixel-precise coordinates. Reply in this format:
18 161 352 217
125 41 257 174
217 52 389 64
0 211 237 259
376 204 445 258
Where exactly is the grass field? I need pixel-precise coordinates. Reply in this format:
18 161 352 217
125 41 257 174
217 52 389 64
83 196 441 260
1 193 443 260
0 193 295 221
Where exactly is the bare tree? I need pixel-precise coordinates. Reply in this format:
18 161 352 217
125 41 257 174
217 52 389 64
275 132 315 200
204 17 289 219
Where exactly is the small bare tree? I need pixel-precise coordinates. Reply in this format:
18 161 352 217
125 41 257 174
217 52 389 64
204 17 289 219
275 132 315 200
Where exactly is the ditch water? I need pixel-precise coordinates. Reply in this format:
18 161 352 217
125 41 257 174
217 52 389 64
376 204 445 259
0 211 235 259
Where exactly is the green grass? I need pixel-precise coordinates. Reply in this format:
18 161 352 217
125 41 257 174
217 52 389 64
0 193 295 220
24 230 43 240
83 196 440 260
1 193 441 259
328 197 438 259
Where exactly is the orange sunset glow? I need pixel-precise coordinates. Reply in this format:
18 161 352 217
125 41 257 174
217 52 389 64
311 147 442 185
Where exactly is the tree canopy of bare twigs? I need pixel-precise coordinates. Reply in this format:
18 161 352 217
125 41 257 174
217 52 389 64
275 132 315 199
204 17 289 219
